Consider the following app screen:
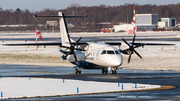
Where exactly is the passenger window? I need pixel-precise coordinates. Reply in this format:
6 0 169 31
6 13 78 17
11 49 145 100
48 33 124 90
115 50 120 54
107 51 115 54
101 50 106 55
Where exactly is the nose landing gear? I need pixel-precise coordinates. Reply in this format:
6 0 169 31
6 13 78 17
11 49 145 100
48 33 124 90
102 67 118 75
111 69 117 75
111 67 118 75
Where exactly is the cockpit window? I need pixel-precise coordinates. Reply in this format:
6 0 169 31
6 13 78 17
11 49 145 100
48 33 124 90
101 50 118 55
107 51 115 54
101 50 106 55
115 50 120 54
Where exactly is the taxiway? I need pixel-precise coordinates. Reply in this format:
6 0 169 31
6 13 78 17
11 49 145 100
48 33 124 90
0 64 180 100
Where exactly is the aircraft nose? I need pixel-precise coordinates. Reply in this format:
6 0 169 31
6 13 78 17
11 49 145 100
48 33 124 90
108 55 123 66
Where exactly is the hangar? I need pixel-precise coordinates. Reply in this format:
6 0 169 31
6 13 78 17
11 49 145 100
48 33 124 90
114 13 177 32
114 14 158 32
158 18 176 28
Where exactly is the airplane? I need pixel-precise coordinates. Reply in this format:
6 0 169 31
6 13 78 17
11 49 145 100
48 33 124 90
4 12 174 75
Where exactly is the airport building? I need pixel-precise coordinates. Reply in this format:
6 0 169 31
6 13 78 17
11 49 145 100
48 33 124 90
136 14 158 31
158 18 176 28
113 13 177 32
114 14 158 32
136 14 158 25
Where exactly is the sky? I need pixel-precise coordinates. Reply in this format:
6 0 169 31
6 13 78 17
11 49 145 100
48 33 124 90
0 0 180 12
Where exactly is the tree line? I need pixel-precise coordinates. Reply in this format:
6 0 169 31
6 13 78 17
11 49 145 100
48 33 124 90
0 3 180 27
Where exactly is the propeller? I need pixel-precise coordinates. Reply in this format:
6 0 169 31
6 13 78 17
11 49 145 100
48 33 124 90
61 36 85 62
122 34 142 63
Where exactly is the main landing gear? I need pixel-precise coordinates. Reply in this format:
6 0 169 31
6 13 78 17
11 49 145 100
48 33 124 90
75 67 81 74
75 62 82 74
102 68 108 74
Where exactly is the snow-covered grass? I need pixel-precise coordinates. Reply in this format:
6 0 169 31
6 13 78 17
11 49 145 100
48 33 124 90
0 77 161 99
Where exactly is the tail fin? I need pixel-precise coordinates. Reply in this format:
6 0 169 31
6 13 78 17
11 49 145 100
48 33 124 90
34 12 87 46
58 12 72 45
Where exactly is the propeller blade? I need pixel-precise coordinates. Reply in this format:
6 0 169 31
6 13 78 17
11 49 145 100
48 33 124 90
133 49 142 59
67 33 72 45
63 52 70 60
132 34 136 45
76 37 82 45
128 51 132 63
122 38 131 47
60 45 71 49
73 52 78 62
75 37 82 48
123 34 142 63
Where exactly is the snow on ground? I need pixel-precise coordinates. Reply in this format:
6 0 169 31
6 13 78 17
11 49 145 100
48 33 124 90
0 31 179 39
0 77 161 99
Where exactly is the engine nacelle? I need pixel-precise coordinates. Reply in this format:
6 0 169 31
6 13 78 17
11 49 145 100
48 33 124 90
59 49 69 54
61 55 67 60
119 49 129 55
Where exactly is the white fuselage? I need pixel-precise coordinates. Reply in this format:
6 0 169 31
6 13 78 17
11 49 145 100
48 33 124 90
67 43 123 68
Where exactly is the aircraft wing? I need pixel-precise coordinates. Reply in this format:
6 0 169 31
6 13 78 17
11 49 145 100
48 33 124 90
3 43 62 46
131 42 175 46
105 42 122 45
3 42 174 47
3 42 89 46
104 42 174 46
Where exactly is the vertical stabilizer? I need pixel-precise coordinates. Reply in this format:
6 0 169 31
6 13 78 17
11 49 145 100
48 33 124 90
58 12 74 46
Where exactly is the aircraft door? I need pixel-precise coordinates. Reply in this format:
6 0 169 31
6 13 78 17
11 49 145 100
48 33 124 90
96 50 100 60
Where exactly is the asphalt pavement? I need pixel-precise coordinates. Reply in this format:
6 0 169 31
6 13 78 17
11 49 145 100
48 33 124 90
0 64 180 100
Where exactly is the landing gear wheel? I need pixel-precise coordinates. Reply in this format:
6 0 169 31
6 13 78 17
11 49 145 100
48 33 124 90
102 68 108 74
111 70 117 75
105 68 108 74
114 70 117 74
111 70 114 75
102 68 105 74
105 70 108 74
75 69 81 74
75 69 78 74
